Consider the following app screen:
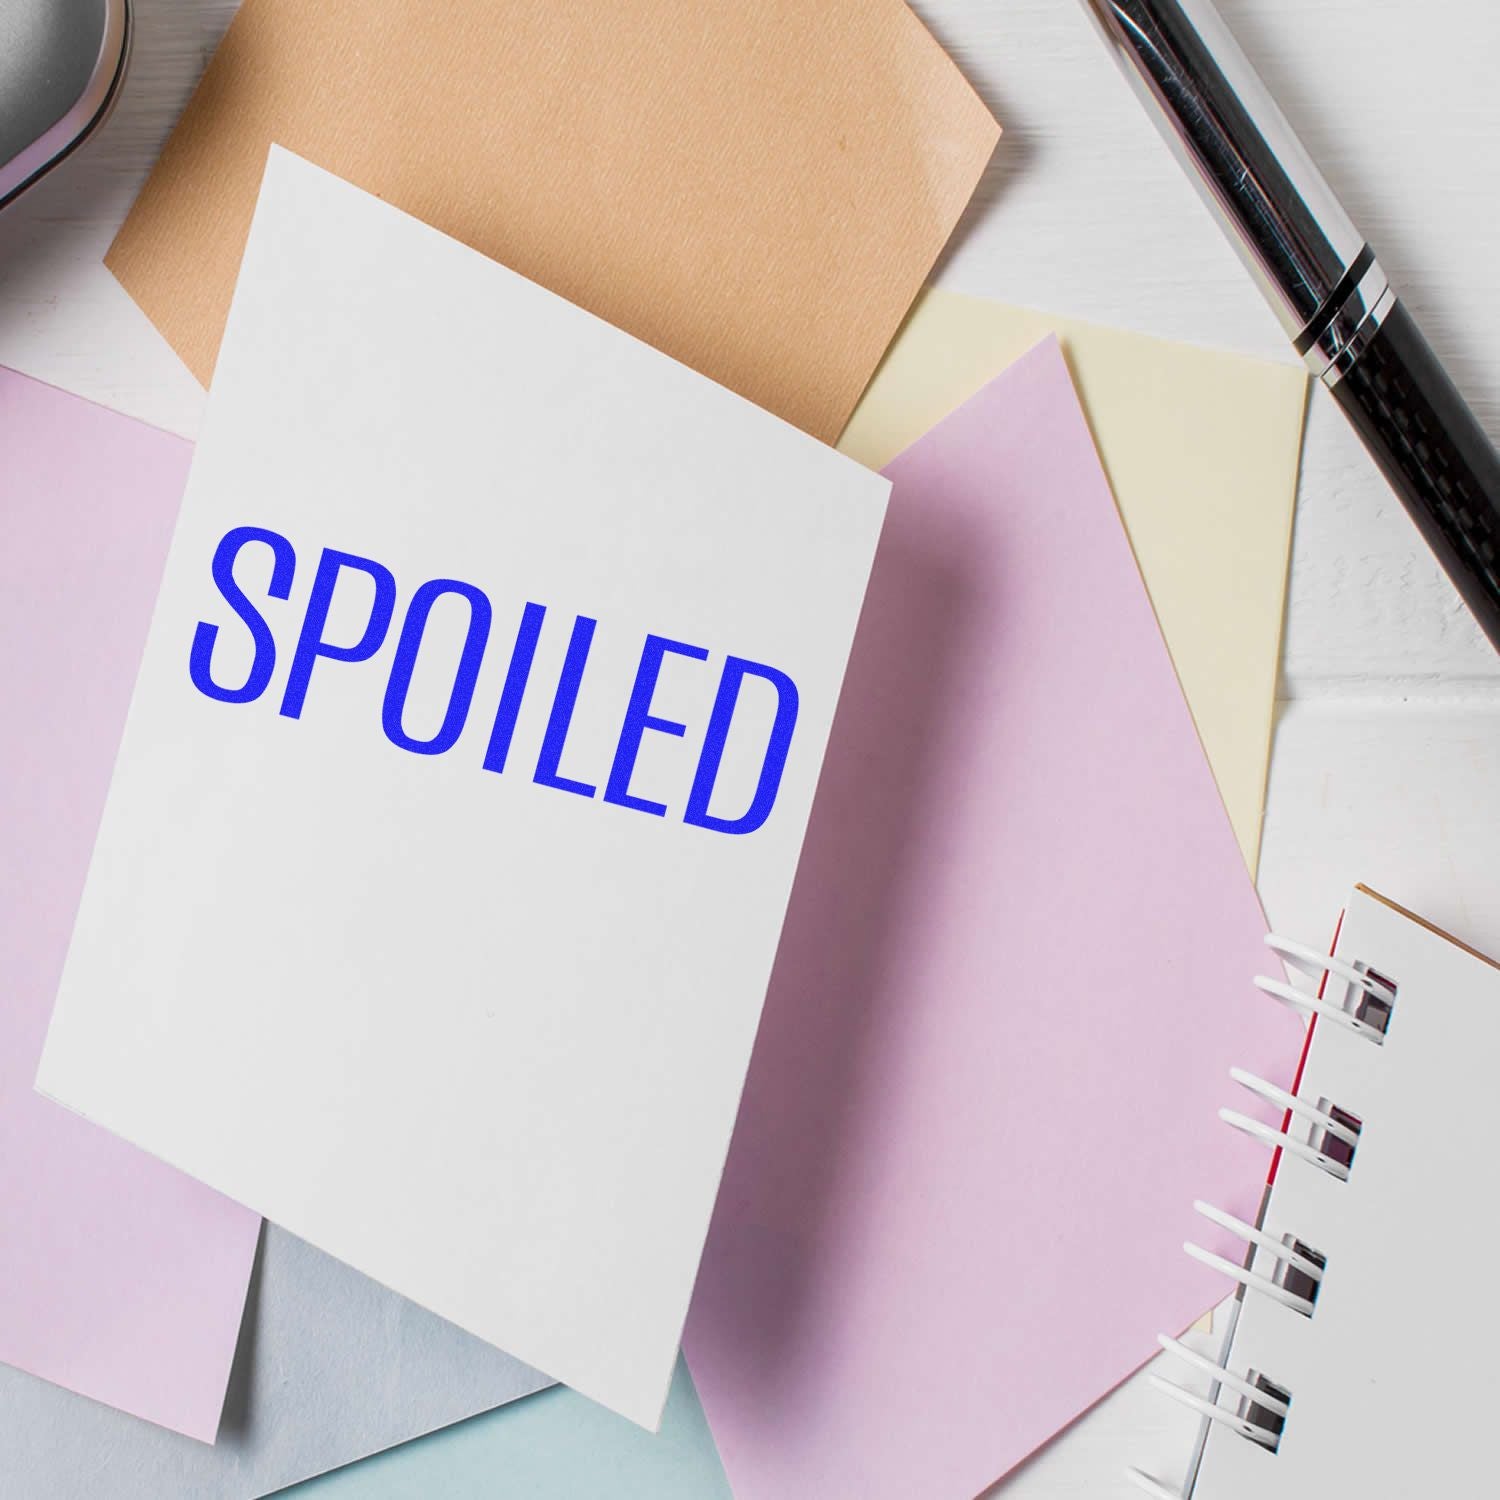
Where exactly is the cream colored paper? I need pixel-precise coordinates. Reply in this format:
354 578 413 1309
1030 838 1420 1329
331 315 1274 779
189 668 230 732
104 0 997 444
839 291 1307 873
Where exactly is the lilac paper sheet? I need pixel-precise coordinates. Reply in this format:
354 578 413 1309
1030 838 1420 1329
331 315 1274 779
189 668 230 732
687 339 1304 1498
0 367 260 1440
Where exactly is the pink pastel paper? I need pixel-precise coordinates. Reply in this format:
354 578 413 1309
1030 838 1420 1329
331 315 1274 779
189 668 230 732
685 340 1303 1497
0 368 261 1441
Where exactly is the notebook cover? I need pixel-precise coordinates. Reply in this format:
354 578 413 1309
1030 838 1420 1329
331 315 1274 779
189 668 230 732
1188 886 1500 1497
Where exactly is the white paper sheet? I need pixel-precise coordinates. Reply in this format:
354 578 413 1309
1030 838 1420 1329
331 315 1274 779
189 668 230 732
38 147 888 1429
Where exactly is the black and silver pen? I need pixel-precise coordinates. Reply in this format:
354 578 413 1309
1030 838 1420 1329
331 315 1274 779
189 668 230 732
1082 0 1500 653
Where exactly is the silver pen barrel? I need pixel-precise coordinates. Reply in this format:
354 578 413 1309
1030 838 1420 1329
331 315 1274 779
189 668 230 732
1082 0 1500 652
1081 0 1391 384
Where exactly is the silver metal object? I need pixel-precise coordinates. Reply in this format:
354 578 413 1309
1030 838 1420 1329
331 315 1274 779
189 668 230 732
1082 0 1500 653
1079 0 1367 363
0 0 132 210
1317 280 1396 389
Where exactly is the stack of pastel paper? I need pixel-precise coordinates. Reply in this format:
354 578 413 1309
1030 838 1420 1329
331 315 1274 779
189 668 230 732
3 0 1314 1496
1 365 553 1498
4 1 992 1489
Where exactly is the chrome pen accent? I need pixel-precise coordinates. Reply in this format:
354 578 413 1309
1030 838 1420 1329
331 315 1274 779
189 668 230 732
1305 258 1394 387
1082 0 1500 653
1082 0 1363 344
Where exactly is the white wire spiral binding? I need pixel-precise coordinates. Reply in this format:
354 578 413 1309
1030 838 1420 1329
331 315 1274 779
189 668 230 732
1146 1375 1280 1448
1228 1067 1361 1148
1127 1468 1187 1500
1256 932 1394 1043
1128 932 1396 1497
1253 976 1386 1043
1153 1333 1291 1417
1216 1107 1351 1182
1181 1239 1317 1316
1190 1201 1324 1286
1265 934 1396 1005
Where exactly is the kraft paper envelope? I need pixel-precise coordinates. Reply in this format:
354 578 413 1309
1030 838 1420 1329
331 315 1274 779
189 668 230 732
105 0 997 443
0 367 549 1498
685 340 1304 1499
839 290 1308 874
0 366 261 1443
40 150 889 1430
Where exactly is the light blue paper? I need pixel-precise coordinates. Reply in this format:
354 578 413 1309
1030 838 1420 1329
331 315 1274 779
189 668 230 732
0 1227 550 1500
277 1360 731 1499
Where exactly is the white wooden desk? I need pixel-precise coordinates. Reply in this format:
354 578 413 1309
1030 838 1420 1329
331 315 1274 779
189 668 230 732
2 1 1496 1493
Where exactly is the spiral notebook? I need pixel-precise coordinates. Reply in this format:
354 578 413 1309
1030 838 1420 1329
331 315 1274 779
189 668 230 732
1133 884 1500 1498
